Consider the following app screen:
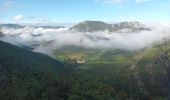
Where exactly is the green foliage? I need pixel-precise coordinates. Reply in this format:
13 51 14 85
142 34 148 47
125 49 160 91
0 40 68 100
70 21 113 32
70 21 150 32
0 40 169 100
54 45 168 99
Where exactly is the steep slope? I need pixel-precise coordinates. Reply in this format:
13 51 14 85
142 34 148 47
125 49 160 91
0 40 68 100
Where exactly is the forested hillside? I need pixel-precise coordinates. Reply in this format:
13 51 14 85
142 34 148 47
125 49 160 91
0 40 68 100
54 45 167 100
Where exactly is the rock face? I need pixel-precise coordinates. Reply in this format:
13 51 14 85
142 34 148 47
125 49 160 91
70 21 150 33
111 21 151 33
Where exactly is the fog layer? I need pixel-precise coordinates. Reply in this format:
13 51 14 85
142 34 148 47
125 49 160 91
0 23 170 55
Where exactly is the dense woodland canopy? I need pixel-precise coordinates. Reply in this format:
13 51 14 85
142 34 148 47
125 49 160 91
0 39 169 100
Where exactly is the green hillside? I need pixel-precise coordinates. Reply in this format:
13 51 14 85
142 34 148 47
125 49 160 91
54 45 167 100
70 21 113 32
70 21 150 32
0 40 168 100
0 40 68 100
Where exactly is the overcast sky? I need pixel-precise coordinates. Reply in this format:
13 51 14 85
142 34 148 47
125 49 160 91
0 0 170 23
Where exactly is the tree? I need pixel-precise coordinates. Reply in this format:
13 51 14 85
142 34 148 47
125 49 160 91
156 39 170 100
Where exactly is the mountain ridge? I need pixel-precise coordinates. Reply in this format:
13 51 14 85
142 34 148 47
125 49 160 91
70 20 151 32
0 24 66 29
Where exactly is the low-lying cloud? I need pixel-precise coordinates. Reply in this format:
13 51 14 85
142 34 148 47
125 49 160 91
0 23 170 55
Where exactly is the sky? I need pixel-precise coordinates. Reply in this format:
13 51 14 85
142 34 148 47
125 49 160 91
0 0 170 23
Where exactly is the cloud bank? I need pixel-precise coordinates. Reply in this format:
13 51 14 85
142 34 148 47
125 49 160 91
0 23 170 55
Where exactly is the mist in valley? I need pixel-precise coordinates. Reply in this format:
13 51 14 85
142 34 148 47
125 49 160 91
0 22 170 55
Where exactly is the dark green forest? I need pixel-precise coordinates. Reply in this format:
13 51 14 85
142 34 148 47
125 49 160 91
0 40 169 100
0 41 68 100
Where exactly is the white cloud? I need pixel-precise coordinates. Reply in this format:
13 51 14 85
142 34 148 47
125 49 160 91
1 23 170 55
12 14 24 21
97 0 152 4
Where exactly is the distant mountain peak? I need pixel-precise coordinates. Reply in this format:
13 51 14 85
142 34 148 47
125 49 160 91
0 23 66 29
111 21 150 33
70 21 150 33
0 24 25 29
70 20 112 32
